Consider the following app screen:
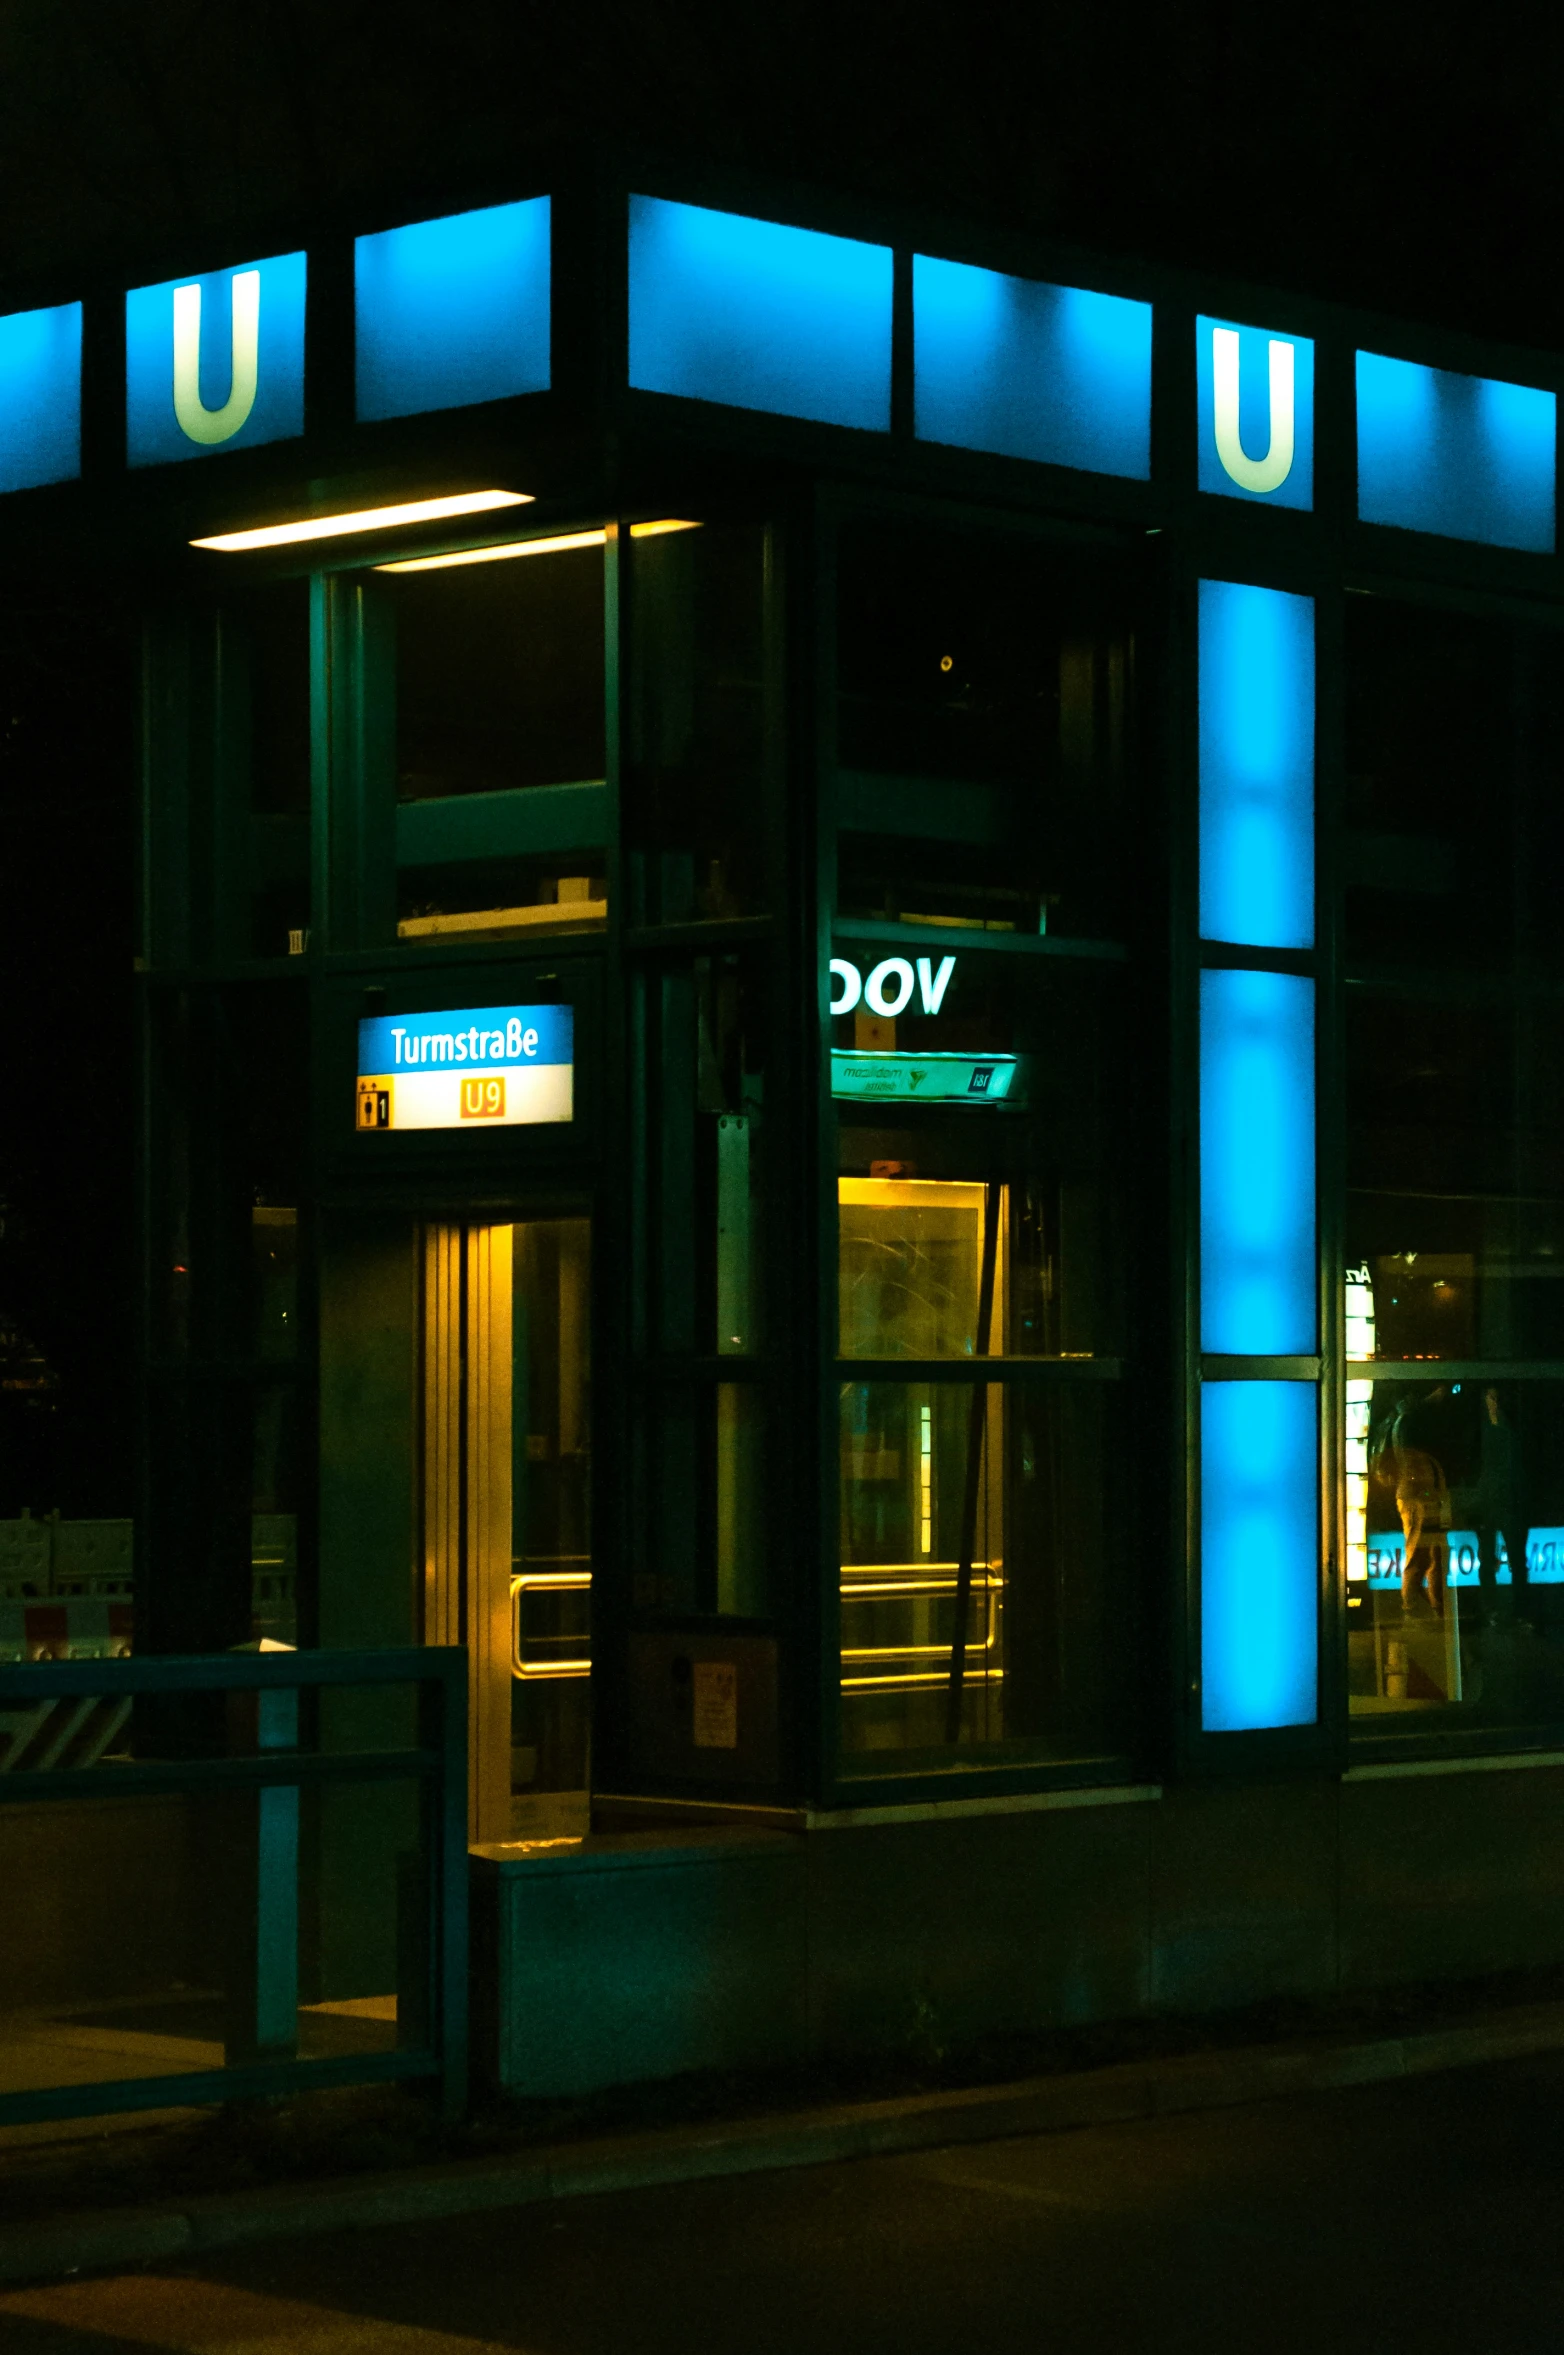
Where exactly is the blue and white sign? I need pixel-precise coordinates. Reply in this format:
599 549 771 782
1196 317 1313 509
126 251 306 467
356 1004 572 1131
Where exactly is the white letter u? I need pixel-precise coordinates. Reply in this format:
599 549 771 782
172 270 260 446
1212 326 1294 495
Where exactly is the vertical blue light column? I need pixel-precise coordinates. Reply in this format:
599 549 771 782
1198 579 1319 1733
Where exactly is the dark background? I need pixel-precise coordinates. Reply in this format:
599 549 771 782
0 0 1554 1518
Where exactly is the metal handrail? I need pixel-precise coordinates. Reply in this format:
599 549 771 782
0 1646 468 2127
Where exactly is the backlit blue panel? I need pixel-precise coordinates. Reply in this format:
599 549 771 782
1195 317 1313 509
126 251 306 467
356 198 550 423
1356 351 1555 552
913 255 1151 478
628 196 892 432
1200 968 1315 1356
1201 1381 1318 1731
0 303 81 491
1199 580 1314 950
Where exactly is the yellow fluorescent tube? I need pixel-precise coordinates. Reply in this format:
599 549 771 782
377 529 606 574
191 489 533 552
627 518 701 537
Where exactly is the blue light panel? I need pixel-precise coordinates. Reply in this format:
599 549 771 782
1195 317 1313 509
1201 1381 1318 1731
355 197 551 424
1199 579 1314 951
1200 968 1316 1357
0 302 81 492
126 251 306 467
913 255 1151 478
1356 351 1555 553
628 196 892 433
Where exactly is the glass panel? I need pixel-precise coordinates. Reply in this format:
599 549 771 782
835 519 1139 941
1200 1381 1318 1732
650 955 768 1356
1346 989 1564 1360
387 544 604 802
1344 596 1564 974
511 1218 593 1813
238 582 311 959
838 1381 1128 1764
833 956 1125 1358
637 1383 770 1619
627 521 768 921
1346 1375 1564 1728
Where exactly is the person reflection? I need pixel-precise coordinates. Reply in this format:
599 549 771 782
1382 1386 1454 1616
1472 1384 1526 1620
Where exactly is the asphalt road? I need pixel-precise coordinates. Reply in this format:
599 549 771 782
2 2052 1562 2354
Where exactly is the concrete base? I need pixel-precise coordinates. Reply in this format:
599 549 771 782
472 1761 1564 2097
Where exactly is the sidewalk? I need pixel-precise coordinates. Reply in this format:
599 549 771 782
4 1993 1563 2290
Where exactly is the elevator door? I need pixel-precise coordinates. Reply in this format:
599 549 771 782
421 1218 591 1842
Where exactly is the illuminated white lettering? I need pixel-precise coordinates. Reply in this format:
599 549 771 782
916 955 955 1015
1212 327 1294 495
172 270 260 447
391 1028 407 1064
522 1027 538 1057
506 1016 524 1057
865 957 915 1018
489 1030 504 1059
829 958 862 1015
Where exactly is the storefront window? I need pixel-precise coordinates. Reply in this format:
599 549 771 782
835 518 1139 940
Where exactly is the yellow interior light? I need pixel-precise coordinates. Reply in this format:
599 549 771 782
190 490 533 553
627 518 702 538
376 529 606 576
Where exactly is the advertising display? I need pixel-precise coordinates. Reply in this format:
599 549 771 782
356 1004 573 1130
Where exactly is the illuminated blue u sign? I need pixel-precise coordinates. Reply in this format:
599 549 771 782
1196 317 1313 509
125 251 306 467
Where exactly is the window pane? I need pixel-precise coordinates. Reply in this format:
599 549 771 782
1344 596 1564 975
835 519 1139 941
834 955 1126 1358
649 955 769 1356
839 1380 1128 1764
627 521 768 921
1346 1375 1564 1728
234 583 311 959
387 545 604 802
1346 989 1564 1359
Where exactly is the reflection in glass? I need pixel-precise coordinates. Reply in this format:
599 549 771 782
1347 1375 1564 1726
839 1382 1124 1762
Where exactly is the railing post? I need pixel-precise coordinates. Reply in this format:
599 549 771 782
223 1677 300 2065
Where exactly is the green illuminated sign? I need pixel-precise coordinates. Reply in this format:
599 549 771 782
830 1051 1018 1103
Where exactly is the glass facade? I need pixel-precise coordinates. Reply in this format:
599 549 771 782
7 204 1555 1837
1343 595 1564 1734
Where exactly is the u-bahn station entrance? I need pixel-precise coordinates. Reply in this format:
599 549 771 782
5 163 1564 2112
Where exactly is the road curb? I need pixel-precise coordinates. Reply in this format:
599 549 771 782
5 2001 1564 2288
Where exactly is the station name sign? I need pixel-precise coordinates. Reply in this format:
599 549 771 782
356 1004 572 1131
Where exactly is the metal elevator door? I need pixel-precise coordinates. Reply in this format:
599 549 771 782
420 1219 591 1843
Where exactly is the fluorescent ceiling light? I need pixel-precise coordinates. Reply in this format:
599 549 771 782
377 529 606 575
190 490 532 553
376 519 702 576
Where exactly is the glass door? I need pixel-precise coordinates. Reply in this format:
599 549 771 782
420 1216 591 1841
